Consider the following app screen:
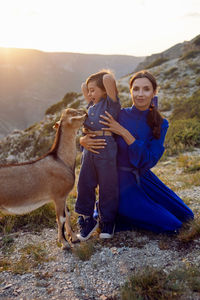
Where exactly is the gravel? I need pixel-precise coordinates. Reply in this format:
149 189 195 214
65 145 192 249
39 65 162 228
0 187 200 300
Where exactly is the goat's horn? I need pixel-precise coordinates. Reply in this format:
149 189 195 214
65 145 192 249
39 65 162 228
53 120 61 129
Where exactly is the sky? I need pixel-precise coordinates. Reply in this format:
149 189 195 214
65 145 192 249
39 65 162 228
0 0 200 57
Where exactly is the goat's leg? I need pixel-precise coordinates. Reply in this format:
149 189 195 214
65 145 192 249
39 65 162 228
55 199 71 250
65 206 79 243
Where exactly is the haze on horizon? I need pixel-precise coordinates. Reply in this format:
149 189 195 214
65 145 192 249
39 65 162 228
0 0 200 57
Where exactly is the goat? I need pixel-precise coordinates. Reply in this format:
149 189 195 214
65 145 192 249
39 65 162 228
0 108 87 249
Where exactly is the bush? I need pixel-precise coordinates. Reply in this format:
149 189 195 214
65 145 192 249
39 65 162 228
170 90 200 121
73 241 96 261
45 92 79 115
180 50 200 60
164 67 178 77
165 118 200 155
160 100 172 112
120 265 200 300
175 78 190 88
117 84 130 94
69 99 81 109
188 62 200 74
178 154 200 173
196 77 200 86
146 57 168 69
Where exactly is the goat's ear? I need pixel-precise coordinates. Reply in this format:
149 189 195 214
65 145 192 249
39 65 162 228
68 114 86 124
53 121 61 129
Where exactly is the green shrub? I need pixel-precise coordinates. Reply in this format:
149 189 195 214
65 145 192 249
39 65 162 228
164 67 178 77
175 78 190 88
146 57 168 69
121 266 181 300
196 77 200 86
170 90 200 121
69 99 81 109
180 50 200 60
160 100 172 112
120 265 200 300
117 84 130 93
45 92 79 115
162 82 171 89
165 118 200 155
195 67 200 74
73 241 96 261
188 62 200 74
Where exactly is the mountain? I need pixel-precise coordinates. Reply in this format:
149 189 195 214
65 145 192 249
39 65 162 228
135 34 200 71
0 48 144 138
1 34 200 164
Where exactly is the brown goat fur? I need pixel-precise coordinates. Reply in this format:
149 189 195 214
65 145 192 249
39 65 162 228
0 108 87 249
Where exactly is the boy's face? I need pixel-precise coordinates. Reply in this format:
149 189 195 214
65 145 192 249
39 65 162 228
87 81 106 104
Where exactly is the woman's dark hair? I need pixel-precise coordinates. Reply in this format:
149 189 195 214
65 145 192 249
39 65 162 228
129 70 163 139
86 69 113 91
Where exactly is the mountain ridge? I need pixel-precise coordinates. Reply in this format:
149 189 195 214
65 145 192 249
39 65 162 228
0 48 144 137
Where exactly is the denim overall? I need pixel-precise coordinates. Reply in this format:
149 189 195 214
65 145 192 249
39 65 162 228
75 96 121 223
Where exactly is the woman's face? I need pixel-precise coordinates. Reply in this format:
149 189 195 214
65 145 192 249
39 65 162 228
131 77 156 111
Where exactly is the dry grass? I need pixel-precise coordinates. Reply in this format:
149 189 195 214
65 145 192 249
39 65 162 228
177 218 200 243
153 154 200 191
178 154 200 173
0 243 53 274
72 240 96 261
0 203 57 234
120 265 200 300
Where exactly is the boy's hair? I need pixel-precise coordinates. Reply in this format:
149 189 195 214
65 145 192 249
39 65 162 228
86 69 114 91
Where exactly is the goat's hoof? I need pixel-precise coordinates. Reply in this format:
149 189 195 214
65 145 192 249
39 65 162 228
68 234 80 244
62 243 71 251
71 238 80 244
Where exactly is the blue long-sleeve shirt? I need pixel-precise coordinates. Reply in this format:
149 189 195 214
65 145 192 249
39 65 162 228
116 105 169 173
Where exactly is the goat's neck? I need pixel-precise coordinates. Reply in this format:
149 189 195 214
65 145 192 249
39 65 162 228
57 128 78 170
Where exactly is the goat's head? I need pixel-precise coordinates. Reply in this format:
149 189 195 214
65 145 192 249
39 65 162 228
54 108 87 130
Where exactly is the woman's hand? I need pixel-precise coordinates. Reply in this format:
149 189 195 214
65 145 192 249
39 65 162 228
99 111 136 145
80 134 107 154
99 111 126 136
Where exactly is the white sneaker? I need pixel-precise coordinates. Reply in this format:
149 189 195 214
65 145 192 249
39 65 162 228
99 222 115 239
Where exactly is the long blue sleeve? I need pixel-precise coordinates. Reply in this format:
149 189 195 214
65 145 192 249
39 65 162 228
128 119 169 170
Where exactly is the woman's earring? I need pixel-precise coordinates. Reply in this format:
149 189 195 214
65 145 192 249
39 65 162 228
151 96 158 108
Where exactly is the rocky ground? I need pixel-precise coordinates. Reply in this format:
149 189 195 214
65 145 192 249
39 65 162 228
0 153 200 300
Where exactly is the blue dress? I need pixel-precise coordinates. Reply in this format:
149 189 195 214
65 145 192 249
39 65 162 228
115 105 194 233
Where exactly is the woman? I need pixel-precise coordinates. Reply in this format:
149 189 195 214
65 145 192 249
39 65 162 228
80 70 194 233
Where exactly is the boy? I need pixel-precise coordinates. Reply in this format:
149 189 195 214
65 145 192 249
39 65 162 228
75 70 120 240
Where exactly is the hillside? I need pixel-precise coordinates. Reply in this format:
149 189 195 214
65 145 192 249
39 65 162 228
0 35 200 300
135 34 200 71
0 34 200 164
0 48 144 138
